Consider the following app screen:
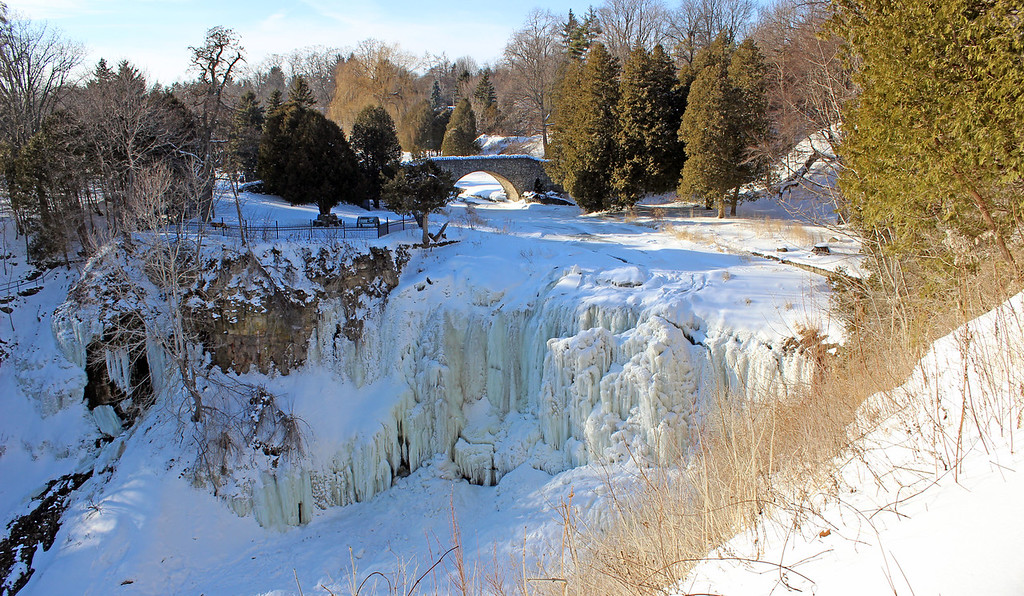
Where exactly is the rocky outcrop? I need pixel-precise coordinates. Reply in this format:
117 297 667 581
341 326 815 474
189 246 406 375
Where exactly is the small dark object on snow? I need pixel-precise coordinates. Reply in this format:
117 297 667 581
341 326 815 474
239 181 265 194
777 247 789 253
313 213 341 227
812 244 831 255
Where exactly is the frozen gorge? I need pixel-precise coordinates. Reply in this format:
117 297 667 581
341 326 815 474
52 238 828 529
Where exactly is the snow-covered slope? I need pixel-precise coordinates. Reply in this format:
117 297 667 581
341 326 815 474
2 182 840 593
682 291 1024 595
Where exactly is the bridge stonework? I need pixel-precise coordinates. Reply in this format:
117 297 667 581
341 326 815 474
428 155 559 202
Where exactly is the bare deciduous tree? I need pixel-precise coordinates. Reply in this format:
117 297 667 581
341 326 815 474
285 45 342 109
752 0 851 155
667 0 756 66
328 38 420 134
597 0 670 62
503 9 563 153
188 26 245 220
0 16 82 153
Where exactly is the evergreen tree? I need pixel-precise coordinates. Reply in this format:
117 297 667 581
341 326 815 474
287 76 316 108
613 45 685 207
561 8 602 59
9 111 89 261
473 71 497 107
725 38 771 215
678 47 733 216
350 105 402 209
94 58 115 83
440 98 479 156
228 90 264 182
473 70 501 134
258 102 361 215
678 35 770 217
832 0 1024 270
430 80 444 110
383 160 458 246
547 42 620 212
266 89 283 114
561 10 584 58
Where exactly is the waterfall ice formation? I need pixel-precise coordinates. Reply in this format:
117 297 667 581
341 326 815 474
265 253 822 528
53 242 827 529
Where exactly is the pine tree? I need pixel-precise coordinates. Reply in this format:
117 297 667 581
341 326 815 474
94 58 114 83
547 42 620 212
350 105 402 209
258 102 361 215
561 8 602 60
430 80 444 110
228 90 264 182
287 76 316 108
678 35 770 218
613 45 685 207
440 98 479 156
473 71 497 108
561 10 585 58
266 89 283 114
383 160 458 246
832 0 1024 270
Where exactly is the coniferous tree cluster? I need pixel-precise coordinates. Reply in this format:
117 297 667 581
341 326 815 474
258 77 361 215
547 42 621 212
678 35 770 217
831 0 1024 271
546 30 770 214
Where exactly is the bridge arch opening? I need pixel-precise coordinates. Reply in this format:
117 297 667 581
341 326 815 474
454 171 522 202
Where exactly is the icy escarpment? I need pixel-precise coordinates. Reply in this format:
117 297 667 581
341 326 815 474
51 240 827 530
262 252 825 528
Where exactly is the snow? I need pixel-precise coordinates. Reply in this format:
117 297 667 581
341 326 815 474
680 290 1024 595
8 136 1012 594
476 134 545 158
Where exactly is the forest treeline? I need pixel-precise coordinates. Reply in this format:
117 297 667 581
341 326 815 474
0 0 1020 281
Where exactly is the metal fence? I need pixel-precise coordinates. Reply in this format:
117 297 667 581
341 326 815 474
181 218 419 243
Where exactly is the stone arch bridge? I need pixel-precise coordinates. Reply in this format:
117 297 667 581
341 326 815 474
428 155 559 202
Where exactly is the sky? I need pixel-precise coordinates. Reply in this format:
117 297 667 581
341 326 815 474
6 0 592 85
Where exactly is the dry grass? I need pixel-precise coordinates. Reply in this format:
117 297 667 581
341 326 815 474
535 253 1023 595
750 216 824 247
668 225 717 248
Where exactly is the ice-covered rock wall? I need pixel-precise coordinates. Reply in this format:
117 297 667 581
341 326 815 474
51 241 824 530
262 261 821 527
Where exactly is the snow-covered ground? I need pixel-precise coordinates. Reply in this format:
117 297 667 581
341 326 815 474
681 290 1024 595
3 158 1016 595
1 172 846 594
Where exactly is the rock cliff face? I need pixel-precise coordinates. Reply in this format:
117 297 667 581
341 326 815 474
53 243 407 434
189 246 404 375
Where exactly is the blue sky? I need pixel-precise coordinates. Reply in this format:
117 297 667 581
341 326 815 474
7 0 591 84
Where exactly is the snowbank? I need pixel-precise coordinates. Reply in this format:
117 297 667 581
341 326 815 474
682 291 1024 594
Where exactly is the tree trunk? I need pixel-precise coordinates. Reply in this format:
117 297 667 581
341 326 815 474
953 167 1018 275
421 211 430 246
717 195 726 219
730 187 739 217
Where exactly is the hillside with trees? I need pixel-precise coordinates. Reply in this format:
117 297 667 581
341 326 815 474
0 1 1021 594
